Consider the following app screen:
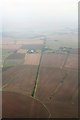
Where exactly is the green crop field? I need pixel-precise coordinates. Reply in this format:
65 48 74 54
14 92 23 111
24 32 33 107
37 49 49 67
3 59 24 67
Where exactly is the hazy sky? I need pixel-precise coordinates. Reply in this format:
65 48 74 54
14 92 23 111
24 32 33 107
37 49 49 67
2 0 79 32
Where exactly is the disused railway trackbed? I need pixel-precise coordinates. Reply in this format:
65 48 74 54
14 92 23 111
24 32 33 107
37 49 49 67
31 52 43 97
31 38 46 97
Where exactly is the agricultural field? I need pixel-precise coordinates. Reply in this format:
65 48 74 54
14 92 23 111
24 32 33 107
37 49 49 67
0 60 2 67
2 51 14 67
2 65 38 95
3 59 24 67
24 53 41 65
46 100 78 118
3 53 25 67
17 49 28 54
46 34 78 48
2 51 14 62
41 53 67 68
2 91 50 118
6 53 25 59
36 67 66 102
70 49 78 54
3 37 16 45
46 34 78 52
64 54 78 69
16 38 43 45
36 67 78 118
3 37 43 45
2 45 22 50
53 70 78 102
0 70 1 81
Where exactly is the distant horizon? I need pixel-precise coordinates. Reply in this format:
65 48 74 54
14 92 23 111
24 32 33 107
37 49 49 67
1 0 78 34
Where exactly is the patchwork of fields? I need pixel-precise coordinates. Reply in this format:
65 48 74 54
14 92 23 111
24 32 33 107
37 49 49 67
2 35 78 118
36 67 78 117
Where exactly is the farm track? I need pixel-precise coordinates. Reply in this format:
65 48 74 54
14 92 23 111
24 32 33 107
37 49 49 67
61 53 69 69
52 54 77 99
2 91 51 118
50 72 67 99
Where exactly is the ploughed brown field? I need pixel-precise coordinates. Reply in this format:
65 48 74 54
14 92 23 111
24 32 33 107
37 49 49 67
64 54 78 69
2 65 38 95
2 91 50 118
36 67 78 118
70 49 78 54
53 70 78 102
36 67 65 102
45 101 78 118
24 53 41 65
41 53 67 68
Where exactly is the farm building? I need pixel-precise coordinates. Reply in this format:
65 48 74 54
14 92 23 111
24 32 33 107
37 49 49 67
28 49 36 53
